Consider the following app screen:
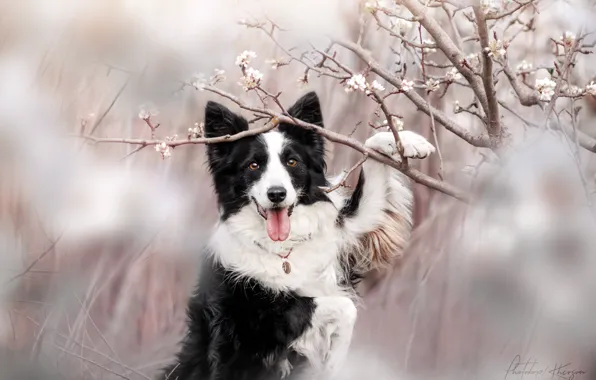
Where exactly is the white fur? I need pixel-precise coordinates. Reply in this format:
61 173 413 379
209 130 435 375
249 132 298 209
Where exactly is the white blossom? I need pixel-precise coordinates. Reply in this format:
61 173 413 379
138 104 158 120
188 122 204 138
516 60 533 73
485 39 507 60
391 18 415 36
560 31 576 46
401 79 415 92
425 78 440 92
364 0 388 13
567 85 583 97
535 77 556 102
389 116 405 131
235 51 257 68
210 69 226 85
466 53 481 68
585 81 596 96
345 74 368 93
238 68 263 91
446 68 462 81
454 100 461 112
138 108 150 120
367 80 385 93
481 0 501 15
265 58 289 70
155 142 171 159
191 73 207 91
422 39 437 54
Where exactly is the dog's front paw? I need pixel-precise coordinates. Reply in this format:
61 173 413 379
364 131 397 156
365 131 436 159
398 130 436 159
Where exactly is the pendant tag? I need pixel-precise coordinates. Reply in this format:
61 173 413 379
282 260 291 274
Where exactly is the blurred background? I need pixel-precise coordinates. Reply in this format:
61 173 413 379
1 0 596 379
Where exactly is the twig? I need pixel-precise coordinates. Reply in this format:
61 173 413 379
543 33 583 124
322 154 369 193
89 76 131 135
5 232 64 285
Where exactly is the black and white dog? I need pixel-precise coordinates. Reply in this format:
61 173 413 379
163 92 434 380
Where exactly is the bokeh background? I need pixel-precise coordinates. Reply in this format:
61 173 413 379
1 0 596 379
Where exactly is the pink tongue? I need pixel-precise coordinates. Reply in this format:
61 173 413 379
266 209 291 241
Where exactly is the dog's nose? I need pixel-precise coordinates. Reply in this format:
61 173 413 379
267 186 287 203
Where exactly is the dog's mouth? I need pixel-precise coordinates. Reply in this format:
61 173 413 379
252 198 295 242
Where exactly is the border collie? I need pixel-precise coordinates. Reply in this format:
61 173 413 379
162 92 435 380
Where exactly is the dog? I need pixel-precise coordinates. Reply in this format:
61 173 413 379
162 92 435 380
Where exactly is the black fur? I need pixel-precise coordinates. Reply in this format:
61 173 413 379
204 101 265 220
162 255 315 380
337 171 366 227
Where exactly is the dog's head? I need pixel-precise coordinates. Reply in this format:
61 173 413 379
204 92 330 242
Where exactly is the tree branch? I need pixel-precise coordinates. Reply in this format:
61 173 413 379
398 0 490 115
73 85 469 202
334 39 492 148
473 5 504 141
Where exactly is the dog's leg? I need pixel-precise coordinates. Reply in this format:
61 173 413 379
290 296 357 378
339 130 435 266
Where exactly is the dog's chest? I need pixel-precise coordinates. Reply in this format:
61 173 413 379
287 239 347 297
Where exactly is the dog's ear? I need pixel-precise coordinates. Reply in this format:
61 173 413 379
278 92 325 164
204 101 248 138
204 101 248 171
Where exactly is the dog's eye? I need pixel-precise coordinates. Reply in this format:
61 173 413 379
248 162 259 170
287 159 298 167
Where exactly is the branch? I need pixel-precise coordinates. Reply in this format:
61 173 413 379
543 35 583 123
334 39 493 148
74 118 278 147
73 85 469 202
485 0 536 20
473 5 504 140
502 62 540 106
398 0 490 115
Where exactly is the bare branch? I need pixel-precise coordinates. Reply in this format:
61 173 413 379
485 0 536 20
322 153 369 193
473 5 504 140
334 39 493 148
502 62 540 106
399 0 490 115
73 85 469 202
